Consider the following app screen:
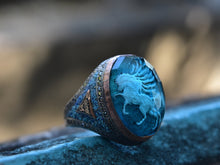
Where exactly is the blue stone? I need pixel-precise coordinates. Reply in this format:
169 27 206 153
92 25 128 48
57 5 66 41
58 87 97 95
110 55 165 137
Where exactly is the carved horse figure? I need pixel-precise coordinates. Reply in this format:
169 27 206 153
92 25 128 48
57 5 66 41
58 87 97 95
115 59 161 129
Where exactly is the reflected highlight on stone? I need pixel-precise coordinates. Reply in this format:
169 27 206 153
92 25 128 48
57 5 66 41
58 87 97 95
65 54 165 145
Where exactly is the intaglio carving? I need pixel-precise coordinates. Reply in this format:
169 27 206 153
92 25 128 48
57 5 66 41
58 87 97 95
115 59 161 129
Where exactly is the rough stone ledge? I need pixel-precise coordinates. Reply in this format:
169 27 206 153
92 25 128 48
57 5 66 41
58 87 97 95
0 96 220 165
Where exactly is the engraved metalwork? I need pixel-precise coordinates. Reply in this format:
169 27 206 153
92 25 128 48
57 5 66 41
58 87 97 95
77 90 96 119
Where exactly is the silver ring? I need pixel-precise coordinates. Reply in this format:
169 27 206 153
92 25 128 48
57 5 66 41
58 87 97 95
64 54 165 145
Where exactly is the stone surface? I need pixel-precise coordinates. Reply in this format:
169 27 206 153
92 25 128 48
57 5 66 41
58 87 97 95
0 97 220 165
110 55 165 136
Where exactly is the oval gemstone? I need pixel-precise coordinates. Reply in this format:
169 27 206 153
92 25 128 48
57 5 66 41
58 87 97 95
109 55 165 137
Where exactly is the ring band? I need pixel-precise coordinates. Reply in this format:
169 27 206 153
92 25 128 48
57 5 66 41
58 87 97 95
64 54 165 145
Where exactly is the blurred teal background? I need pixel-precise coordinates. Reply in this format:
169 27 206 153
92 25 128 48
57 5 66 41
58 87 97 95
0 0 220 142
